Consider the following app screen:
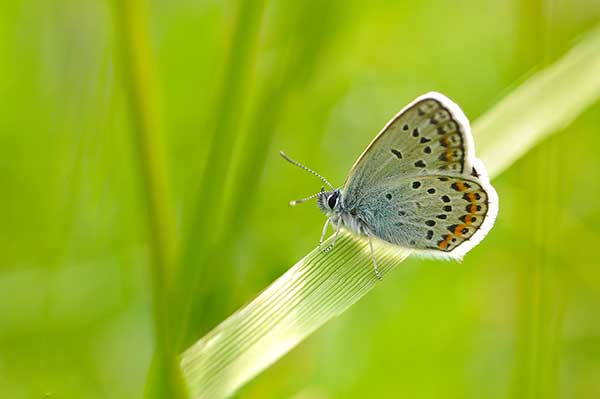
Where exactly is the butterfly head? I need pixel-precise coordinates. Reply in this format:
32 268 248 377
317 189 342 215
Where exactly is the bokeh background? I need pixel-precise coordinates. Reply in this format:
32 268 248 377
1 0 600 398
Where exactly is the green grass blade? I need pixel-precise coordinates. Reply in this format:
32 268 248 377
180 24 600 399
112 1 183 397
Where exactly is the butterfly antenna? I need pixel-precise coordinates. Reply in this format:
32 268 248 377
280 151 334 190
289 189 324 207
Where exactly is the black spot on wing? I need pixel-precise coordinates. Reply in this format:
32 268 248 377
391 148 403 159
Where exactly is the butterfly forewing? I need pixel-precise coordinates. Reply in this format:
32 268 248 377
344 93 474 202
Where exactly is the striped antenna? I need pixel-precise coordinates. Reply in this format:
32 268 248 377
289 188 324 206
280 151 334 190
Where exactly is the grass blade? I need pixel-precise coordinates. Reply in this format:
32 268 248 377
182 235 410 399
474 24 600 178
112 1 183 397
180 23 600 399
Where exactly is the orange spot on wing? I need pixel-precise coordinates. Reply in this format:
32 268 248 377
453 224 466 236
466 192 476 202
438 234 452 250
446 149 453 161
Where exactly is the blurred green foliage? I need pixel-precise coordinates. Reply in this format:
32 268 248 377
1 0 599 398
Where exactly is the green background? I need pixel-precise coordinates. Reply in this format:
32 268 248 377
1 0 599 398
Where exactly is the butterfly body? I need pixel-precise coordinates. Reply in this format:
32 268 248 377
283 92 498 275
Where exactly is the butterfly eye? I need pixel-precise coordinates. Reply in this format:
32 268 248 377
328 192 339 209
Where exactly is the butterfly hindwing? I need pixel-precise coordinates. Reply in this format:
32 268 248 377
349 173 497 257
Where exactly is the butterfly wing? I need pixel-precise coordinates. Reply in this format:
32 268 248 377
342 92 497 257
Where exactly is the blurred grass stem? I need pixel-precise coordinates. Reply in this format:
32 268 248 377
112 0 183 397
173 0 266 348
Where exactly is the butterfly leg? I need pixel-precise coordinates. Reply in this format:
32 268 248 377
369 237 383 280
323 219 341 253
319 218 330 247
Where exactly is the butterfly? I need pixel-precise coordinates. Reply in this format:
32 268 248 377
281 92 498 279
